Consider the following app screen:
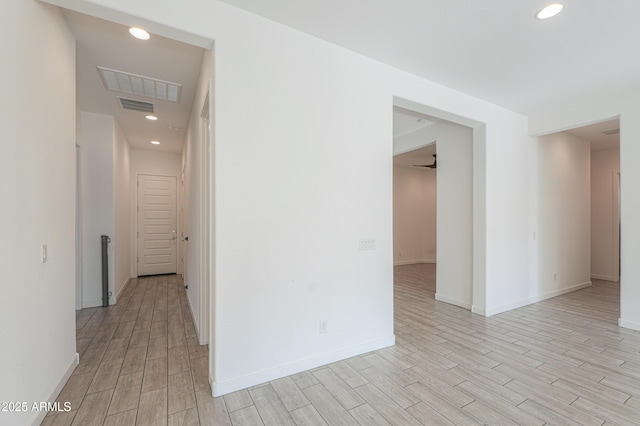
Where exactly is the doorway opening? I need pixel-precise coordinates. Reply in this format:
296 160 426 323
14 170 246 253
54 0 216 391
392 101 476 312
540 117 621 323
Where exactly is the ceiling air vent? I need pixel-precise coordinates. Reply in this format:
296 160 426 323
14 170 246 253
118 97 154 113
602 129 620 135
97 66 182 102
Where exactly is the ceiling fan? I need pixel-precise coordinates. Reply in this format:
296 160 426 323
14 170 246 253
413 154 436 169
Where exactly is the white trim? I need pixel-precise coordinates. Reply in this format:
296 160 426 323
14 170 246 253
199 89 211 346
75 145 83 311
186 287 201 342
618 318 640 331
211 335 395 397
591 274 618 282
471 305 485 316
612 170 621 283
393 259 436 266
116 277 132 301
30 353 79 426
435 294 471 310
485 281 592 317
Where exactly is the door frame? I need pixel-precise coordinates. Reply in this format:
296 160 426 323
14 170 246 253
199 91 211 345
134 173 180 277
614 171 621 281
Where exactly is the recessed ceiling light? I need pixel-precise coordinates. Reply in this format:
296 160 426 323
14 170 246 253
145 115 158 121
151 141 160 145
417 118 429 123
168 126 182 131
129 27 150 40
536 3 563 20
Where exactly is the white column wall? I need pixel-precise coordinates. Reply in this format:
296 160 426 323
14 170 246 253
113 120 132 299
435 123 473 309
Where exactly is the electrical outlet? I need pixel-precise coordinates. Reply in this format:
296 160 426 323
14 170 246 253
319 320 328 334
359 238 376 251
554 273 557 281
41 244 47 263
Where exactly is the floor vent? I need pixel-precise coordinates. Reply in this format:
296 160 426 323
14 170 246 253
118 97 154 113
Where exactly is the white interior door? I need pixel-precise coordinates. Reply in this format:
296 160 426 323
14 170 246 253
137 174 178 276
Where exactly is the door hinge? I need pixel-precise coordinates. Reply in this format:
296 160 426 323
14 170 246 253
137 256 139 263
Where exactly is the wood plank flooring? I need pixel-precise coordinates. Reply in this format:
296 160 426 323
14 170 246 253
43 264 640 425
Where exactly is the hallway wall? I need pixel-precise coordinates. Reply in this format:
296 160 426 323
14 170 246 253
79 112 132 306
0 1 77 424
537 132 591 297
591 147 620 281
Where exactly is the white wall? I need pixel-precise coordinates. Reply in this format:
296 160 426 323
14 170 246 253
537 132 591 297
436 123 473 309
79 112 115 307
114 121 132 297
0 1 77 424
80 112 133 306
131 148 182 177
591 147 620 281
393 165 436 265
43 0 538 396
181 48 213 347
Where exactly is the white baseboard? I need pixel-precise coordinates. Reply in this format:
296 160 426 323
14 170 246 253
393 259 436 266
435 294 471 310
485 281 592 317
30 353 79 426
211 335 395 397
619 318 640 331
185 288 203 344
591 274 618 282
115 277 132 302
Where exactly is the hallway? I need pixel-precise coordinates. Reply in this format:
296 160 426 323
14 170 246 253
44 265 640 425
44 275 220 425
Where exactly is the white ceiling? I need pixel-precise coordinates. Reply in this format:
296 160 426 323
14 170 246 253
566 118 619 151
219 0 640 115
393 107 438 139
64 10 205 153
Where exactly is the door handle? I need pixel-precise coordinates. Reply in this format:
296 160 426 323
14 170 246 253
184 236 189 241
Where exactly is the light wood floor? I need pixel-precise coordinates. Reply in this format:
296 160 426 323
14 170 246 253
44 264 640 425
